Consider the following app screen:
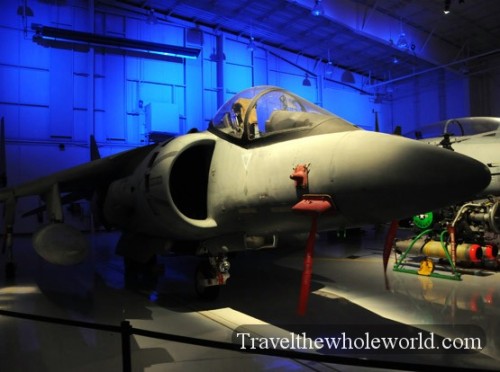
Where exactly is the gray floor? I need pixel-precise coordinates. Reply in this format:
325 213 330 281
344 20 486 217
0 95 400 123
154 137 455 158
0 227 498 371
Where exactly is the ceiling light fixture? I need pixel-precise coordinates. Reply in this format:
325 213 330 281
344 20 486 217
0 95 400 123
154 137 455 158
17 1 34 37
303 73 312 86
16 4 34 17
396 32 409 50
395 18 410 51
443 0 451 14
311 0 324 17
32 24 201 59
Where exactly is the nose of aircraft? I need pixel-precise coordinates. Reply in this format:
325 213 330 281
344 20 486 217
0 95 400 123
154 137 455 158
331 131 491 223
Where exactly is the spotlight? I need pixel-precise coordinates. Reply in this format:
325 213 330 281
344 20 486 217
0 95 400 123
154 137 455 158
303 73 312 86
311 0 324 17
443 0 451 14
396 32 409 50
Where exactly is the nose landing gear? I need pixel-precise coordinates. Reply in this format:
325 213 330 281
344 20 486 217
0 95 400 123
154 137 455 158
195 255 230 300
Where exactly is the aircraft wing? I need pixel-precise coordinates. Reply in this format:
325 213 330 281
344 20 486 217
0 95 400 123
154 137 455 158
0 143 155 202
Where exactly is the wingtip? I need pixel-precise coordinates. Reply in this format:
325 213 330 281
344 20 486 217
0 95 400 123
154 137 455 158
90 135 101 161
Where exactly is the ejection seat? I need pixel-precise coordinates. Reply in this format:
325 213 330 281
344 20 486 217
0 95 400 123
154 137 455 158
232 97 260 138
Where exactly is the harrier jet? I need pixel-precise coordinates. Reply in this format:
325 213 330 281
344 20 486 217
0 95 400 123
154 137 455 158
410 116 500 197
0 86 491 298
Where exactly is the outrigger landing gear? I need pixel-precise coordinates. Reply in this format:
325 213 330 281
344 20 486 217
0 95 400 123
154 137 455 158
4 227 16 280
195 254 230 300
2 195 17 280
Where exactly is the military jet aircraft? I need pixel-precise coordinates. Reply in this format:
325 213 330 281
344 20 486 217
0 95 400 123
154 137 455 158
408 116 500 197
0 86 492 299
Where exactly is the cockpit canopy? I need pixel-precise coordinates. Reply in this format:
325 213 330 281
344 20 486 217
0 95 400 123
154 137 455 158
209 86 359 143
404 117 500 140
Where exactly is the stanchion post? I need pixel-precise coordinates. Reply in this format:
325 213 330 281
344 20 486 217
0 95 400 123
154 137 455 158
121 320 132 372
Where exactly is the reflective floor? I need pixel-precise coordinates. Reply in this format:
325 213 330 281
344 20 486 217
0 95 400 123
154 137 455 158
0 227 499 371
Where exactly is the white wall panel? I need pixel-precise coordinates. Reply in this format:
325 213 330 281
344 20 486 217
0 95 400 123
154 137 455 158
102 53 126 140
0 65 20 103
20 106 49 139
140 82 171 106
203 90 218 124
105 14 125 36
225 38 252 66
73 74 88 109
125 56 140 81
73 109 88 142
185 57 203 131
253 53 268 86
20 69 49 106
126 80 139 114
0 27 20 65
144 23 184 46
323 88 376 129
20 34 50 69
0 104 20 138
73 4 91 32
0 2 22 28
203 60 218 89
225 63 252 94
125 17 140 40
49 3 74 27
143 59 176 85
94 76 105 111
94 110 105 141
73 50 88 74
126 114 142 144
49 49 73 138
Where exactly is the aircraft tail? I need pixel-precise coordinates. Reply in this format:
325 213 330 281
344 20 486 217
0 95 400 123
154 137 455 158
0 117 7 188
90 135 101 161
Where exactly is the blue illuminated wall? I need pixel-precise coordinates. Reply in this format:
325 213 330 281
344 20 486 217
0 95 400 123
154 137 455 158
0 1 387 151
385 69 471 136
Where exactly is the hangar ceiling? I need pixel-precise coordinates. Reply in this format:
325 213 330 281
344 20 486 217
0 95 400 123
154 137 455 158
101 0 500 85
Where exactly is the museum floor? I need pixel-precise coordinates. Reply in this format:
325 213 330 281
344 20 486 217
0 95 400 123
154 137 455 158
0 227 498 371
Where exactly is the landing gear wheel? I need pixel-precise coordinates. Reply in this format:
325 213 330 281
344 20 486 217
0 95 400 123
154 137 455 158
195 261 220 301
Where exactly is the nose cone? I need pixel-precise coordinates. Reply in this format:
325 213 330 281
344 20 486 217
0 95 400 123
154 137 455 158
332 131 491 223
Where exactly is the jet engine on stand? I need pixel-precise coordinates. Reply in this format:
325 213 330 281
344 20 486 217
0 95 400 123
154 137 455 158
393 198 500 279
